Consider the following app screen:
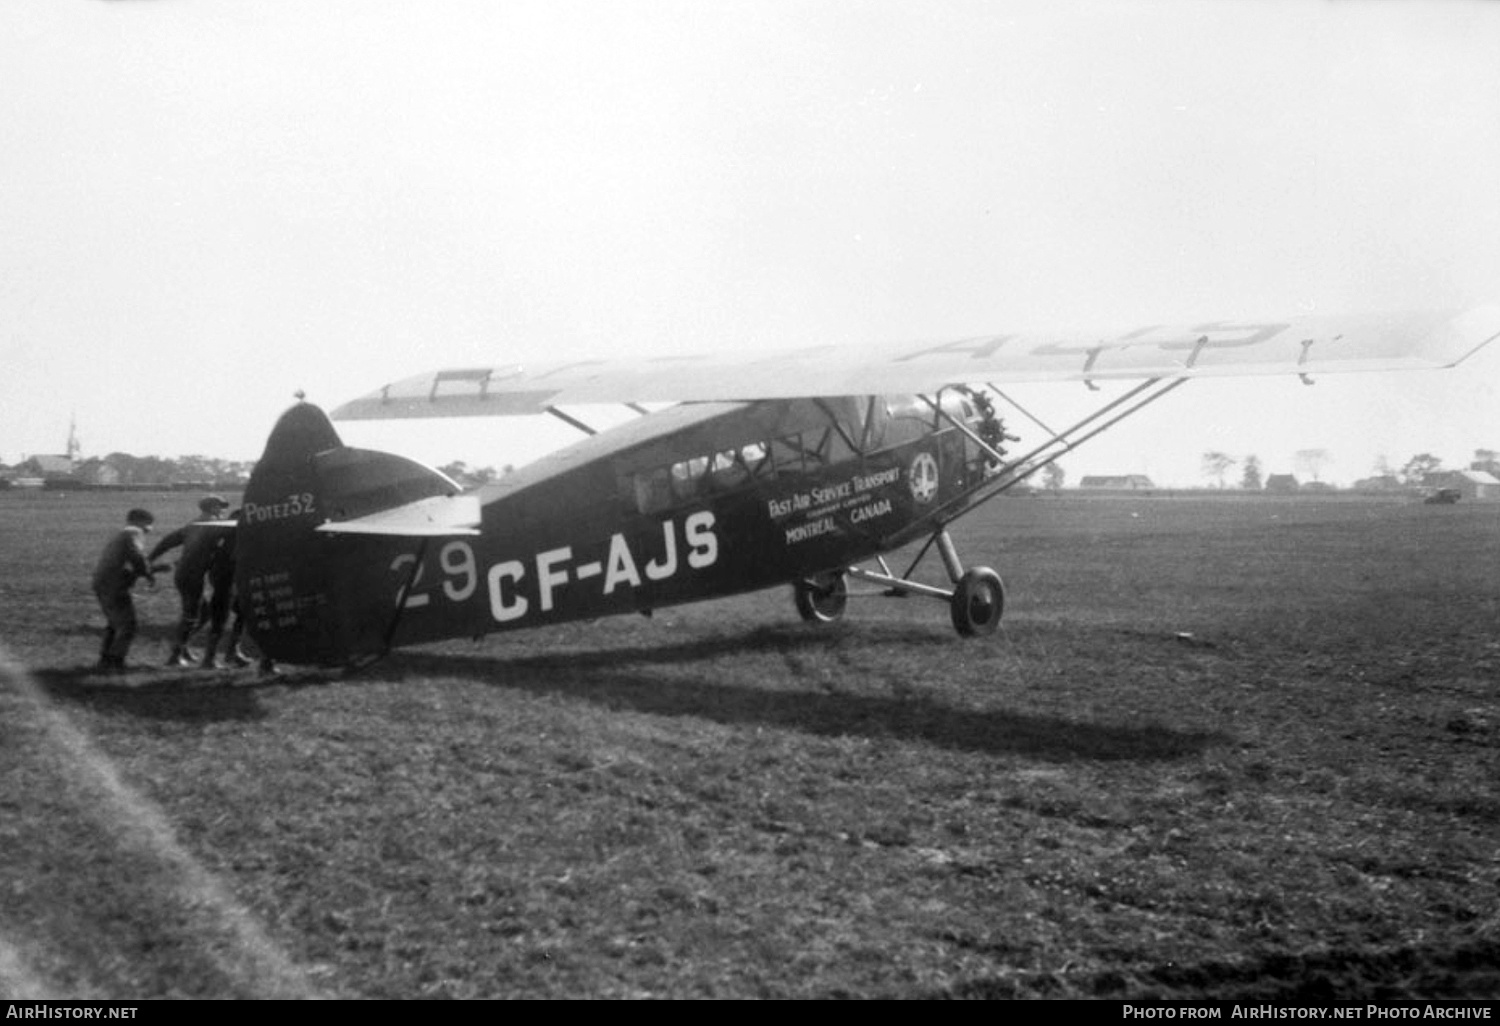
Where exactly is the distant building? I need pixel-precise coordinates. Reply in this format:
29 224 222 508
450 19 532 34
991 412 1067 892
1079 474 1155 490
1423 470 1500 501
1265 474 1300 494
74 458 122 487
1352 474 1403 493
16 454 74 480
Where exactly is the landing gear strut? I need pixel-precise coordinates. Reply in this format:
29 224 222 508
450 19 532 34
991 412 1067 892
800 528 1005 638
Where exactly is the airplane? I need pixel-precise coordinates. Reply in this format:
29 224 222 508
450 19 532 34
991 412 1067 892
234 305 1500 667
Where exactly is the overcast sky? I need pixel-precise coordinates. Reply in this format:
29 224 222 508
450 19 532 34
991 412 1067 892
3 0 1498 485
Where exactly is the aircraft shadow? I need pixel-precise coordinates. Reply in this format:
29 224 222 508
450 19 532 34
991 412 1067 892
927 935 1500 1000
28 625 1227 758
30 665 313 725
53 622 188 643
385 628 1225 763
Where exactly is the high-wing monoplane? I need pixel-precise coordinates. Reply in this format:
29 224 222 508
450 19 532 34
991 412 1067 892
235 307 1500 666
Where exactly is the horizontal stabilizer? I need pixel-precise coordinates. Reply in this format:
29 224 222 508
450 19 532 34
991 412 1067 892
314 494 482 537
330 305 1500 420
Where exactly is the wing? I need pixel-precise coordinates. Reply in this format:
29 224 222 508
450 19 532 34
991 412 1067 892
331 305 1500 420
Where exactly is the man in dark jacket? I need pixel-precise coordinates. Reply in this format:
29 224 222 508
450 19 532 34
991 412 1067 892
198 508 250 668
91 508 157 672
148 494 232 667
202 510 279 676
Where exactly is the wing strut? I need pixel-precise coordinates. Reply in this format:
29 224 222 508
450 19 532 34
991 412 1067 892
1000 376 1189 489
956 376 1187 515
546 406 598 436
830 377 1188 634
546 402 659 437
986 383 1056 437
887 377 1190 587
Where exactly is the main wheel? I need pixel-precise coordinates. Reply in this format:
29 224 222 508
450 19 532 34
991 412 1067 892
949 567 1004 636
794 572 849 624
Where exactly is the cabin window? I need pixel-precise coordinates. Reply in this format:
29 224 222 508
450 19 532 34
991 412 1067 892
633 467 673 515
671 456 708 501
709 442 772 489
709 449 748 489
823 425 858 465
803 428 832 469
741 441 771 478
770 424 865 473
628 440 777 515
812 398 865 465
771 434 806 473
794 424 856 469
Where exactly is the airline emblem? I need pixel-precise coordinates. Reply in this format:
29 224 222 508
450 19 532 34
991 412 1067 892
909 452 939 503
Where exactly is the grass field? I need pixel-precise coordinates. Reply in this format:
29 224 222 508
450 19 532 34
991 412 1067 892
2 489 1497 999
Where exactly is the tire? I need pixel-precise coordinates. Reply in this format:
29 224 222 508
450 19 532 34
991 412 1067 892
949 567 1004 636
794 572 849 624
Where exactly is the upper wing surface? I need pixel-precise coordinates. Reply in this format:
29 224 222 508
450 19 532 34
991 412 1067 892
332 305 1500 420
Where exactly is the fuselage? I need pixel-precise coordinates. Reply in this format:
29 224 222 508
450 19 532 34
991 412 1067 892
238 394 996 665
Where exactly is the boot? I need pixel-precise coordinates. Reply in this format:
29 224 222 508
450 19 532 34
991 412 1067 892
167 619 197 667
227 624 253 667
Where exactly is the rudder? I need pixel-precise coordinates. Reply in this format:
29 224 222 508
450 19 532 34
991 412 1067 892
235 402 460 666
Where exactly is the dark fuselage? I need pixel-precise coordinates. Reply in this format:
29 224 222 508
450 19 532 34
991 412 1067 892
239 396 991 665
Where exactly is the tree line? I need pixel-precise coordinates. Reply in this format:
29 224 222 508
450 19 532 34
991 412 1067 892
1199 448 1499 489
4 452 512 490
3 452 257 487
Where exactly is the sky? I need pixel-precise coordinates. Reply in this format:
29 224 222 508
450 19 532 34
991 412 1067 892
2 0 1498 486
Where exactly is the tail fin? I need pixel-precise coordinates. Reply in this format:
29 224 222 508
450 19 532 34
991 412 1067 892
235 402 460 666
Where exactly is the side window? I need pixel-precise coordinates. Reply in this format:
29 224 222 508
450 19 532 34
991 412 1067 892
824 427 858 465
806 397 864 466
771 434 805 474
741 441 771 479
709 449 749 490
632 467 673 515
628 440 778 515
805 428 833 470
707 442 774 490
796 425 859 468
671 456 708 502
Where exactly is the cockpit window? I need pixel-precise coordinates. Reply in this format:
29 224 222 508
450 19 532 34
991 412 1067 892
883 395 936 448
